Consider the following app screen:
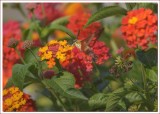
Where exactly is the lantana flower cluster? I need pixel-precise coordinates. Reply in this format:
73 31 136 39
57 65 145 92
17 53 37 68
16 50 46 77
67 12 110 65
121 8 157 50
67 12 101 41
3 20 23 86
3 86 36 112
38 12 110 88
62 47 93 88
38 40 73 68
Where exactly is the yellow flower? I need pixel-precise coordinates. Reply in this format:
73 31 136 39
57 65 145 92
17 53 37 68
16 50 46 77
20 99 26 105
39 46 48 53
4 98 12 106
12 101 21 109
48 40 58 45
59 40 67 46
3 89 8 96
44 51 52 60
3 86 35 112
10 87 19 94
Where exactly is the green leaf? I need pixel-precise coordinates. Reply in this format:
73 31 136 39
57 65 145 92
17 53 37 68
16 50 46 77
105 94 121 111
125 3 137 10
125 61 143 81
50 16 70 26
125 92 143 103
89 93 108 109
12 64 32 90
137 3 158 13
43 71 88 100
146 69 157 82
24 48 39 63
118 99 127 110
136 48 157 68
85 6 127 27
49 24 76 39
105 88 125 111
5 77 14 88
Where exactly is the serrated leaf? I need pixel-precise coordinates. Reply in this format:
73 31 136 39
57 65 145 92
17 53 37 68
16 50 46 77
125 92 143 103
89 93 108 109
136 48 157 68
105 95 120 111
125 3 137 10
118 99 127 110
12 64 32 90
85 6 127 27
105 88 125 111
50 16 69 26
43 71 88 100
49 24 76 39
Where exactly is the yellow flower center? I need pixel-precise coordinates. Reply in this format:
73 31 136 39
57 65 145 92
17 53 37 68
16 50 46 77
128 17 138 24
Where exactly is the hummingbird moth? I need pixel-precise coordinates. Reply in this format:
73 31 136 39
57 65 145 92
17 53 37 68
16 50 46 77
72 27 104 62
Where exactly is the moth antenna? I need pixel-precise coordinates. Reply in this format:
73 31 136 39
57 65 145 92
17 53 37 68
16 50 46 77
90 27 104 47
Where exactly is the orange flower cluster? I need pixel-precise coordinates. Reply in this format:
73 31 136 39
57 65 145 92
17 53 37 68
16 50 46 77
38 40 73 68
121 8 157 50
3 86 36 112
64 3 85 16
67 12 101 41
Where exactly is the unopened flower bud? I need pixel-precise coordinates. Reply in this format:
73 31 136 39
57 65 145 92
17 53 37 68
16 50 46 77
43 70 55 79
22 40 33 50
8 38 19 48
25 3 37 12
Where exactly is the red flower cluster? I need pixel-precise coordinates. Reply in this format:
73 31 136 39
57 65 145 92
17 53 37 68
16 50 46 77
63 12 110 88
121 8 157 50
62 47 93 88
3 86 36 112
3 20 22 87
67 12 109 63
89 40 110 65
26 3 63 24
67 12 101 41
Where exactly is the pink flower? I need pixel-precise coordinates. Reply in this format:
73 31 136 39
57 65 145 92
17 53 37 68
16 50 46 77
26 3 63 24
116 47 124 54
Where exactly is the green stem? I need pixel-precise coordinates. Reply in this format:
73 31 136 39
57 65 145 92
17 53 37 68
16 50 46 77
110 39 118 56
50 89 67 111
28 49 39 62
74 100 79 111
42 82 68 111
28 49 43 79
127 76 144 92
28 50 67 111
55 59 63 74
141 63 153 111
15 48 26 64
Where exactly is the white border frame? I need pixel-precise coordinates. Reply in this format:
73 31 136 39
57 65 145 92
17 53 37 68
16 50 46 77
0 0 159 114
